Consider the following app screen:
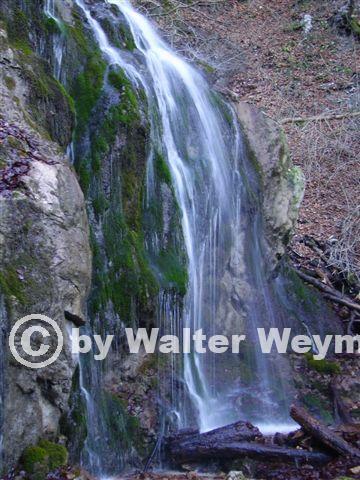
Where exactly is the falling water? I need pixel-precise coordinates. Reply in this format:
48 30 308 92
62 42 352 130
73 0 301 439
44 0 64 80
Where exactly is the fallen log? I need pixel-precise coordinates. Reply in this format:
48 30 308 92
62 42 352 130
281 111 360 124
296 270 360 313
290 405 360 458
169 440 331 465
168 420 262 447
167 427 199 443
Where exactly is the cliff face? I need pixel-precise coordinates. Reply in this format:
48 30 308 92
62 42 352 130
0 0 185 472
0 14 91 471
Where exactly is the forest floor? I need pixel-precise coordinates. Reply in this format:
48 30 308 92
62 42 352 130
135 0 360 294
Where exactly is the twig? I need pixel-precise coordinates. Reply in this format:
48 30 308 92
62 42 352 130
323 293 360 313
281 111 360 124
149 0 226 17
296 269 360 313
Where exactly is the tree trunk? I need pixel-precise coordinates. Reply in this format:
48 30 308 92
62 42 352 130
290 405 360 458
169 440 331 465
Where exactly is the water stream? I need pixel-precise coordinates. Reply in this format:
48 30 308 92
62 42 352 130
44 0 64 80
72 0 301 442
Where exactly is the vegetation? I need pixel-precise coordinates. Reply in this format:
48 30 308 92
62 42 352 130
71 56 106 136
21 441 68 479
154 151 172 185
21 446 48 476
0 267 26 304
37 441 68 471
306 353 341 375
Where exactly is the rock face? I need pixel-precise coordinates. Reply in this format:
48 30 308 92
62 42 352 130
236 102 305 270
0 25 92 471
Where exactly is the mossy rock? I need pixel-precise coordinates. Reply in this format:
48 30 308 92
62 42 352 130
154 151 172 186
21 446 48 475
21 441 68 480
37 440 68 470
303 393 334 424
306 353 341 375
0 267 26 304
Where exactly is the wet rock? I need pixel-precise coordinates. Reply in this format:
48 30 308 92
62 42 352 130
226 472 249 480
236 102 305 270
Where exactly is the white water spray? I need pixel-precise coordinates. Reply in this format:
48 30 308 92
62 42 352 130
43 0 63 80
74 0 297 438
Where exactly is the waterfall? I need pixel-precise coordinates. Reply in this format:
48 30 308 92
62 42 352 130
44 0 64 80
73 0 301 439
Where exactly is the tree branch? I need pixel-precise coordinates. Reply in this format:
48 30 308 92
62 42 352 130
281 111 360 124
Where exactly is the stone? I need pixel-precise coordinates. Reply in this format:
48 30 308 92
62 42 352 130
236 102 305 270
226 472 248 480
0 24 92 472
350 466 360 475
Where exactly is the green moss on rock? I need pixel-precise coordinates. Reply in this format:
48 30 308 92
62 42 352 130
21 441 68 479
43 17 62 35
0 267 26 304
21 446 48 475
306 353 341 375
156 248 188 295
4 76 15 90
6 7 31 53
37 440 68 470
154 151 172 185
71 56 106 136
303 393 334 424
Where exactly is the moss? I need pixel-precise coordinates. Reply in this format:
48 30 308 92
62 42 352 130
66 21 88 53
350 16 360 36
100 392 150 457
108 68 139 123
4 76 15 90
97 210 159 323
0 267 26 304
108 68 129 90
91 135 109 173
43 17 61 35
306 353 341 375
119 24 136 51
156 248 188 295
303 393 334 424
7 8 30 50
37 440 68 470
93 194 109 217
73 79 158 324
285 268 320 314
77 156 91 194
71 56 106 135
154 151 172 185
287 165 305 206
21 441 67 479
21 446 48 475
